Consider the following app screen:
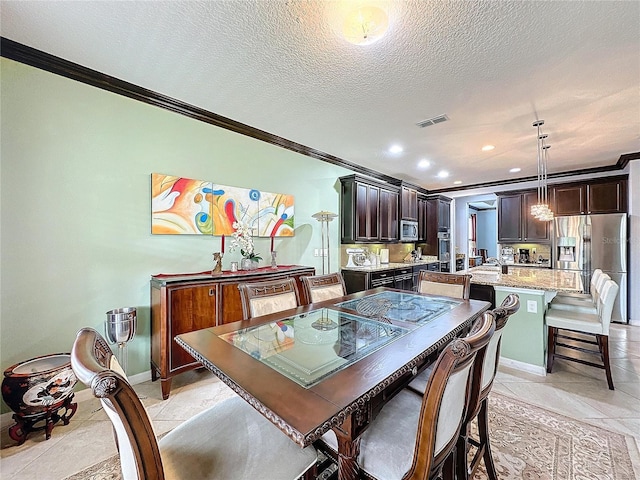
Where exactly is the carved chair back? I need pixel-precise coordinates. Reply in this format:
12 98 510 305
237 277 301 320
407 310 495 478
300 273 347 304
71 328 164 480
417 271 472 300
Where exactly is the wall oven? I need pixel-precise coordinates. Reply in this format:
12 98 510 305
437 231 451 262
400 220 418 242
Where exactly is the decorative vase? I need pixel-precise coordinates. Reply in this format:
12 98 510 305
2 353 78 444
241 258 259 270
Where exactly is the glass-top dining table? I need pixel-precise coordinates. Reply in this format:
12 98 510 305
176 287 490 480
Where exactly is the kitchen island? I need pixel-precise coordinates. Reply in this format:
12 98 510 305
463 265 584 374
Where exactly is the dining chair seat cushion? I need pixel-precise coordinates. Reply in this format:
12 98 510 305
249 292 298 318
324 364 472 480
322 389 421 480
159 396 317 480
548 301 598 315
545 309 604 335
418 280 465 299
309 284 346 303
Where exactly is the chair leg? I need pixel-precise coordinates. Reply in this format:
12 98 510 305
546 326 556 373
456 427 470 480
597 335 615 390
442 450 456 480
478 398 498 480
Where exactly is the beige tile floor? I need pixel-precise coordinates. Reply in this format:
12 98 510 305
1 323 639 479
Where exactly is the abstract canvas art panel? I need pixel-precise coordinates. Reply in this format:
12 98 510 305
151 173 294 236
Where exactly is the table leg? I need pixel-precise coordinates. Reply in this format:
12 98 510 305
334 433 361 480
332 408 370 480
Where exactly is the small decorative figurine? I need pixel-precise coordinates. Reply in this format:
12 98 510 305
212 252 223 275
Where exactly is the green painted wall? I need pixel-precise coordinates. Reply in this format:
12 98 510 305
0 58 354 410
495 288 546 368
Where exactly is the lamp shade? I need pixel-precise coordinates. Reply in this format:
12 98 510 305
342 6 389 45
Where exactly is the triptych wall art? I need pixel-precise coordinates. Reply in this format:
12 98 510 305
151 173 294 237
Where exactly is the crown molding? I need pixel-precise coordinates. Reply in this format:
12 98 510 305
2 37 634 195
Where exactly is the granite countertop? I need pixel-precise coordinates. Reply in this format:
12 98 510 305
462 266 583 293
341 259 439 272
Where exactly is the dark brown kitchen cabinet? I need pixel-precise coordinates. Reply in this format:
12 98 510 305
401 185 418 220
340 175 400 243
497 190 549 242
150 266 315 399
425 196 452 255
379 188 399 241
417 195 428 242
551 176 627 215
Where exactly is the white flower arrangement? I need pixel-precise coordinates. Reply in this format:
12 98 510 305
230 221 262 261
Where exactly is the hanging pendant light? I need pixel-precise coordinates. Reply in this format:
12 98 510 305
531 120 554 221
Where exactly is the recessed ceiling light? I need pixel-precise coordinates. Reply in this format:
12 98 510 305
388 145 403 154
509 167 521 173
437 170 449 179
453 180 462 185
417 159 430 169
482 145 495 152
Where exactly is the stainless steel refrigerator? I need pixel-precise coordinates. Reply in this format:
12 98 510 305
554 214 627 323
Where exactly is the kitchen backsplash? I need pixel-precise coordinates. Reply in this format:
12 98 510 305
499 243 552 263
341 243 418 266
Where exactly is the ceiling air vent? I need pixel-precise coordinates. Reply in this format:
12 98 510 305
416 114 450 128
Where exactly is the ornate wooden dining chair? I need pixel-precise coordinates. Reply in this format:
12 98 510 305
300 272 347 304
546 278 619 390
408 271 473 393
71 328 317 480
237 277 301 320
457 293 520 480
321 311 496 480
416 271 472 300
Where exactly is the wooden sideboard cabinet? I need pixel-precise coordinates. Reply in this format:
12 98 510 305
150 265 315 399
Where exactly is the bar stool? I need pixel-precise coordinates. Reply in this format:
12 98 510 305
551 268 611 308
546 279 619 390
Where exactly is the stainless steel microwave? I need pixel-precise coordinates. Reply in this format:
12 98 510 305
400 220 419 242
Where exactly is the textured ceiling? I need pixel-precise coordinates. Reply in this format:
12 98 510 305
2 0 639 190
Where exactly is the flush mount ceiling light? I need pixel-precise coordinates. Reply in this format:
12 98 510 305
388 144 403 154
481 145 495 151
509 167 521 173
342 6 389 45
453 180 462 185
437 170 449 179
417 159 431 169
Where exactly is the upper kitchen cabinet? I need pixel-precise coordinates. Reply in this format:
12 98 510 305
551 176 628 216
417 194 428 242
340 175 399 243
425 195 451 254
497 190 549 243
400 184 419 220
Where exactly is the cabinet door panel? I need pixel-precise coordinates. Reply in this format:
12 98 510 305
587 180 625 214
497 194 522 241
169 285 216 370
379 189 398 241
417 198 427 241
355 183 369 241
523 191 549 241
553 185 585 215
368 185 380 240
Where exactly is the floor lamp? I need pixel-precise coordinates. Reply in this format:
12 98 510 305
312 211 337 274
